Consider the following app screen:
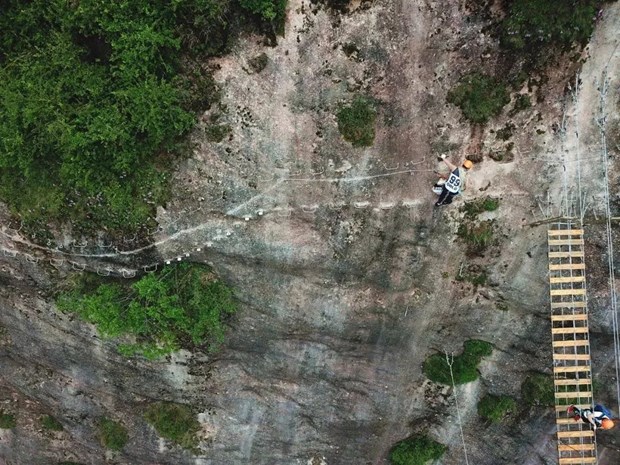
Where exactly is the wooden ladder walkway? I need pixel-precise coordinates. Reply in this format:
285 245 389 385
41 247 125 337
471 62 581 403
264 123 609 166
548 226 597 464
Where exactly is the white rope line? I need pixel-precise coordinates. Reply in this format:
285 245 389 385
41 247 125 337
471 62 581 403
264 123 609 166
445 352 470 465
596 69 620 414
0 166 435 260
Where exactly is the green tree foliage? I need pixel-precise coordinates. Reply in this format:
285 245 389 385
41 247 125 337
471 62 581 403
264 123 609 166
98 417 128 451
521 372 555 406
144 402 200 449
477 394 517 423
336 96 377 147
389 435 447 465
423 340 493 385
501 0 601 51
0 0 286 237
57 263 237 358
239 0 287 21
447 73 510 124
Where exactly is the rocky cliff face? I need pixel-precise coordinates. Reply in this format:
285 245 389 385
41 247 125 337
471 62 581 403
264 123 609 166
1 1 620 464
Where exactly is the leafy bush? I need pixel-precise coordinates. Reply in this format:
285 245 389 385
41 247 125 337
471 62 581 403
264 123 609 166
0 0 286 238
447 73 510 124
511 94 532 115
98 418 128 451
463 198 500 218
478 395 517 423
337 96 377 147
500 0 601 52
41 415 64 431
423 340 493 385
144 402 200 449
0 410 16 429
239 0 287 22
457 221 495 255
521 373 554 406
389 435 446 465
57 263 237 358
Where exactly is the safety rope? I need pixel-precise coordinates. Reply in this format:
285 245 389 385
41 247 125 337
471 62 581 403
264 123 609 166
445 352 470 465
597 70 620 414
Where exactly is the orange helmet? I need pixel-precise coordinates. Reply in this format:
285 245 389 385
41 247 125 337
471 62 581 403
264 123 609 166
462 160 474 170
601 418 614 430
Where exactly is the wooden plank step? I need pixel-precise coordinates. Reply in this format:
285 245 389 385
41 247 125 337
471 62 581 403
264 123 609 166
555 391 592 399
548 229 584 236
550 276 586 284
553 339 589 347
551 314 588 321
551 301 587 309
549 239 584 246
553 354 591 361
556 404 591 412
552 327 589 334
557 429 595 437
558 443 596 451
556 417 582 424
558 457 598 465
554 379 592 386
549 251 585 258
550 263 586 270
554 366 591 373
550 289 587 296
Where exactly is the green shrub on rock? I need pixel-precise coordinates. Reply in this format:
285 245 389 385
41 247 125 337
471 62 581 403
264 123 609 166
447 73 510 124
144 402 200 449
98 418 128 451
500 0 600 52
41 415 64 431
521 373 554 406
478 394 517 423
57 263 237 359
0 410 16 429
389 435 446 465
423 340 493 385
337 96 377 147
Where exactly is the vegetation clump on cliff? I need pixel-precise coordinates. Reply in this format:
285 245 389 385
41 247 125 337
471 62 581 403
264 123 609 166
447 73 510 124
521 372 555 406
98 418 129 451
336 96 377 147
144 402 200 449
0 410 16 429
389 434 446 465
500 0 602 52
57 263 237 358
423 340 493 385
477 394 517 423
0 0 286 238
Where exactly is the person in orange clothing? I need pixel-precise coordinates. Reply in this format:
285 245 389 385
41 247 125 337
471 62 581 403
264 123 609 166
432 155 473 206
568 404 615 430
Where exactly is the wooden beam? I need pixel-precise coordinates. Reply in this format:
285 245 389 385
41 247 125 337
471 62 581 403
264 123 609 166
551 314 588 321
549 239 584 246
552 327 589 334
553 354 591 361
553 339 589 347
548 229 584 236
549 251 585 258
549 263 586 270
